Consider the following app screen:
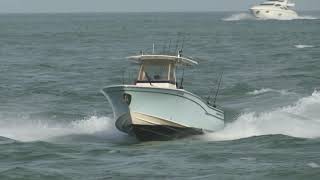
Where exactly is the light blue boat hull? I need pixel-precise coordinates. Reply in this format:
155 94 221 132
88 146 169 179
101 85 224 140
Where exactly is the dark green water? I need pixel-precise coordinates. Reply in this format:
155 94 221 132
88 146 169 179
0 12 320 179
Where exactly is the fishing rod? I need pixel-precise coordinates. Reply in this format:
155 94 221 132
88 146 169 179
179 67 185 89
207 71 223 107
212 72 223 108
180 36 185 56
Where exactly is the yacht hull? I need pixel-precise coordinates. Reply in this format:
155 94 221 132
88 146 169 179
101 85 224 141
250 7 298 20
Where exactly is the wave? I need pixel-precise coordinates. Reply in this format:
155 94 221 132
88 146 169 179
295 45 315 49
247 88 293 96
0 115 124 142
204 91 320 141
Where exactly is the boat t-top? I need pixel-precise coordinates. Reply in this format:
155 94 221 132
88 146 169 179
101 46 225 141
250 0 298 20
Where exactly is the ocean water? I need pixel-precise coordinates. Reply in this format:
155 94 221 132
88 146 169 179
0 12 320 179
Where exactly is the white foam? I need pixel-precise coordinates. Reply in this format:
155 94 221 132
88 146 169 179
222 13 255 21
275 15 318 21
204 91 320 141
248 88 273 95
295 45 315 49
269 15 318 20
295 16 318 20
0 115 122 142
223 13 318 21
307 162 320 168
247 88 293 96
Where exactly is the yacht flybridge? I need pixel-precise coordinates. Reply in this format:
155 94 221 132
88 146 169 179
101 49 225 141
250 0 298 20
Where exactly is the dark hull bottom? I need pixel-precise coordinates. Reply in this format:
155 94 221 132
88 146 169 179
129 125 203 141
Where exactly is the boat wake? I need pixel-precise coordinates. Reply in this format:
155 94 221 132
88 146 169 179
0 115 125 142
295 15 318 20
247 88 294 96
223 13 318 21
222 13 256 21
294 44 315 49
2 91 320 142
204 90 320 141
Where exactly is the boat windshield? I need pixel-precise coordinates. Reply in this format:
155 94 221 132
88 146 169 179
137 62 175 83
268 0 285 2
261 3 275 5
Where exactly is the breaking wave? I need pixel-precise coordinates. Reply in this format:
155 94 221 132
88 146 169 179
0 115 124 142
204 91 320 141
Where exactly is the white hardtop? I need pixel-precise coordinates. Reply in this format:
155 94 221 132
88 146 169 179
127 54 198 66
260 0 295 7
127 46 198 89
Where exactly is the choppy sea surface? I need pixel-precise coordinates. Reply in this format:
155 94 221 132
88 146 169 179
0 12 320 179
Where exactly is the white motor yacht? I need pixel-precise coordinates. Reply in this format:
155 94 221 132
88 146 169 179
250 0 298 20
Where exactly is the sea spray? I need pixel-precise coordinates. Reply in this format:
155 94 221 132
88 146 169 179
307 162 320 168
204 91 320 141
0 116 121 142
222 13 255 21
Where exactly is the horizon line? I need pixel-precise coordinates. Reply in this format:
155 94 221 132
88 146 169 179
0 9 319 15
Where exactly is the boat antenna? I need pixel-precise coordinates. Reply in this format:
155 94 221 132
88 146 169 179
175 39 180 54
179 38 185 57
179 34 188 56
179 66 185 89
175 32 183 54
212 72 223 108
181 36 185 53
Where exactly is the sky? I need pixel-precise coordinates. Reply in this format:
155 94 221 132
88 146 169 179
0 0 319 13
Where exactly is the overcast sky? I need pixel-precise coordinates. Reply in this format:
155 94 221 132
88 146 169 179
0 0 319 13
